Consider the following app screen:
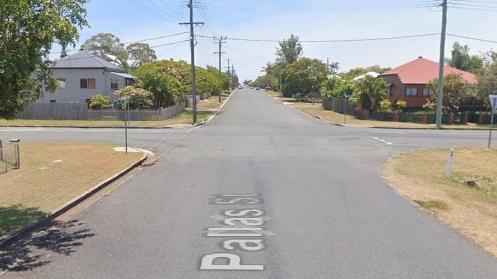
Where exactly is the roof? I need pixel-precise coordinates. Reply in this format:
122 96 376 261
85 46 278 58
353 71 380 81
110 72 135 79
380 57 477 84
52 50 125 72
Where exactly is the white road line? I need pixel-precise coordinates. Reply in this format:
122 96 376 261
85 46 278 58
372 136 394 146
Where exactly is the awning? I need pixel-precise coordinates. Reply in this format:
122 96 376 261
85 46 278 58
110 72 136 79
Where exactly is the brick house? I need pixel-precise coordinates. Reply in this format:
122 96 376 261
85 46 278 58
379 57 477 108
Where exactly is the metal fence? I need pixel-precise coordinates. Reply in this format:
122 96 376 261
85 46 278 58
16 102 186 121
0 139 20 174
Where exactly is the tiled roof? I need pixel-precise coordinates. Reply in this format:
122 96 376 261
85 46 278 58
52 50 125 72
380 57 477 84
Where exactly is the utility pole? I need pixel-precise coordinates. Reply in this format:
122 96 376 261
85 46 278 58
214 36 227 102
232 66 236 88
435 0 448 129
226 58 231 90
180 0 204 124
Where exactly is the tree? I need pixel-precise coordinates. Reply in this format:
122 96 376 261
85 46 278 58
115 86 154 109
352 76 388 112
322 77 353 98
276 35 303 65
126 43 157 69
281 58 328 98
0 0 88 119
448 42 483 74
82 33 129 70
478 51 497 108
429 73 476 113
90 94 112 109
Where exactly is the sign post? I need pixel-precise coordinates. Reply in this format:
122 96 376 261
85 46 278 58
488 95 497 149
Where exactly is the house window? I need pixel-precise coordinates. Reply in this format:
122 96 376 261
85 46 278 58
423 87 431 97
110 79 119 90
125 79 134 87
50 100 56 103
57 78 66 89
80 78 96 89
405 87 418 97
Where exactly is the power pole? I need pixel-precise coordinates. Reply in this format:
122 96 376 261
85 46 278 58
435 0 448 129
180 0 204 124
232 66 236 88
226 58 231 90
214 36 227 102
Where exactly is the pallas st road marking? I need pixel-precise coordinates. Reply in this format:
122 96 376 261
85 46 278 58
200 193 272 271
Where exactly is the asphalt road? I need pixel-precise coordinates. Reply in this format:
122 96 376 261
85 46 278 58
1 88 497 278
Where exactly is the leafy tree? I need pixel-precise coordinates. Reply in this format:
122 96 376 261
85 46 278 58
395 100 407 112
448 42 483 74
126 43 157 69
90 94 112 109
281 58 328 98
352 76 388 112
115 86 154 109
478 51 497 108
82 33 129 70
323 77 354 98
133 61 186 108
276 35 303 65
429 73 476 113
0 0 88 119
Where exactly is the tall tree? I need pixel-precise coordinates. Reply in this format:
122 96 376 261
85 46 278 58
429 73 476 113
0 0 88 119
281 58 328 97
276 34 303 65
81 33 129 70
449 42 483 74
126 43 157 69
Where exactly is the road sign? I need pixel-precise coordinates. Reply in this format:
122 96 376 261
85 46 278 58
490 95 497 110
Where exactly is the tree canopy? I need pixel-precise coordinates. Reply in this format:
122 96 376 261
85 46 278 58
276 35 303 65
449 42 483 74
0 0 88 119
281 58 328 98
127 43 157 68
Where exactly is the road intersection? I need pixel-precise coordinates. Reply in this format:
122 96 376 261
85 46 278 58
1 88 497 278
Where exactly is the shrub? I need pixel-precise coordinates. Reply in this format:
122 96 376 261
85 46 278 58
115 86 154 109
423 100 437 111
90 94 112 109
396 100 407 112
380 99 393 112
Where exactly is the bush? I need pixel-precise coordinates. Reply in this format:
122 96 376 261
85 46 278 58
90 94 112 109
423 100 437 111
115 86 154 109
380 99 393 112
396 100 407 112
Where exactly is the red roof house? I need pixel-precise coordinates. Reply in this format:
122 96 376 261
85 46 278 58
379 57 478 108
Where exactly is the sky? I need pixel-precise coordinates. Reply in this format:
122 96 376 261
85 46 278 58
51 0 497 81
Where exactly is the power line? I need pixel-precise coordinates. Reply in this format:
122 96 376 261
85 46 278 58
447 33 497 44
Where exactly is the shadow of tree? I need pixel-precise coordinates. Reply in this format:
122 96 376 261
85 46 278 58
0 206 94 272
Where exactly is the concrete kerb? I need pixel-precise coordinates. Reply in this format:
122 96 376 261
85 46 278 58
196 90 236 126
265 92 492 131
0 150 150 248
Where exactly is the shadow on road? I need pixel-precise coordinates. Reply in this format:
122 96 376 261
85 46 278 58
0 219 94 272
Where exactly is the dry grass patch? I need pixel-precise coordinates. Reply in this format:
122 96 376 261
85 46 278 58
197 95 226 111
0 142 142 237
384 148 497 257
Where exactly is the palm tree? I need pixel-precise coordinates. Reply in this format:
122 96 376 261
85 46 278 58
353 76 388 112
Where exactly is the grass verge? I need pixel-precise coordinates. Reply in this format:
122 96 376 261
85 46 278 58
0 95 226 128
383 148 497 257
0 142 143 238
266 91 490 130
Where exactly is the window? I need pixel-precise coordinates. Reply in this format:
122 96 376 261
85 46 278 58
50 100 56 103
423 87 431 97
405 87 418 97
110 79 119 90
57 78 66 89
125 79 134 87
80 78 96 89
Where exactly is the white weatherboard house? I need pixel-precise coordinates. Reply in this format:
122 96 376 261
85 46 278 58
38 50 135 105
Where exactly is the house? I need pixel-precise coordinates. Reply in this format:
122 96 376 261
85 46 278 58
379 57 477 108
37 50 135 105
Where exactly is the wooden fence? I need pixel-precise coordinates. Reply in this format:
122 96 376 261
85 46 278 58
16 103 186 121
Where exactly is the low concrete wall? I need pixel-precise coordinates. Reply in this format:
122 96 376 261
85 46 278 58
16 103 186 121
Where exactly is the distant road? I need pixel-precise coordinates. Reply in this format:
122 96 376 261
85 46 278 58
3 88 497 279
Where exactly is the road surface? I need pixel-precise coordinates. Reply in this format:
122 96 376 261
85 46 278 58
1 88 497 278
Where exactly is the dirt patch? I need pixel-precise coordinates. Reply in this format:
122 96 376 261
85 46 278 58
384 148 497 257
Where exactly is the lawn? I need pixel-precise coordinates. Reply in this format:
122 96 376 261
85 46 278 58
0 95 226 128
276 97 490 130
384 148 497 257
0 142 143 238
